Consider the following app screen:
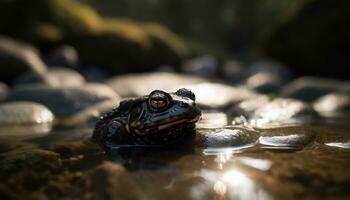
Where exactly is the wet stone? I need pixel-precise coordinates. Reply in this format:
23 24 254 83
258 127 315 148
183 82 259 109
181 55 220 78
82 66 108 82
14 67 85 87
231 97 317 128
106 72 205 98
7 83 120 117
58 99 119 127
221 60 244 83
245 72 282 94
245 60 292 82
313 93 350 117
196 127 259 148
46 45 79 68
0 101 54 138
0 35 47 83
281 77 350 102
0 82 8 101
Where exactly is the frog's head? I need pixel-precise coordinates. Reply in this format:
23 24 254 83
126 88 201 145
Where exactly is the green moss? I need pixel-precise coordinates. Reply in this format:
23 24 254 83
100 19 151 50
48 0 102 35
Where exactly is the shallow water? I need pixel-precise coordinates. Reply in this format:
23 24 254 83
1 111 350 200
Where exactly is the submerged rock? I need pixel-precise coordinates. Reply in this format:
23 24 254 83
7 84 119 117
313 93 350 117
88 161 138 200
230 97 317 128
14 67 85 87
0 35 47 83
0 149 61 191
53 139 101 158
281 77 350 102
0 101 54 138
0 138 37 153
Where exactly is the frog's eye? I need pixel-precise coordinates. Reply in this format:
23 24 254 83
148 90 171 111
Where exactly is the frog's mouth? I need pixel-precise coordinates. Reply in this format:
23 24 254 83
128 115 200 134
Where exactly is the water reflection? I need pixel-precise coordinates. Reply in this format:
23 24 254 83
325 142 350 148
193 168 270 200
237 157 272 171
203 145 255 156
191 146 271 200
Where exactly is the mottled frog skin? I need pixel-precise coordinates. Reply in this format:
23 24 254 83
93 88 201 150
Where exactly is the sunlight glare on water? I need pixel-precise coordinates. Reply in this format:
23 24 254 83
193 168 270 200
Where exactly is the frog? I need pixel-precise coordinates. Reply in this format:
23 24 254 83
92 88 202 151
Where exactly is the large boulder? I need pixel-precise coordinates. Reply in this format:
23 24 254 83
71 19 187 72
264 0 350 79
0 35 47 83
0 0 101 45
0 0 188 72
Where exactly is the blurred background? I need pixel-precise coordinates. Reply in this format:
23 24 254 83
1 1 350 200
1 0 349 83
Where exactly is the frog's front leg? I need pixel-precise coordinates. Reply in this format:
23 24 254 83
105 120 127 145
93 118 128 150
